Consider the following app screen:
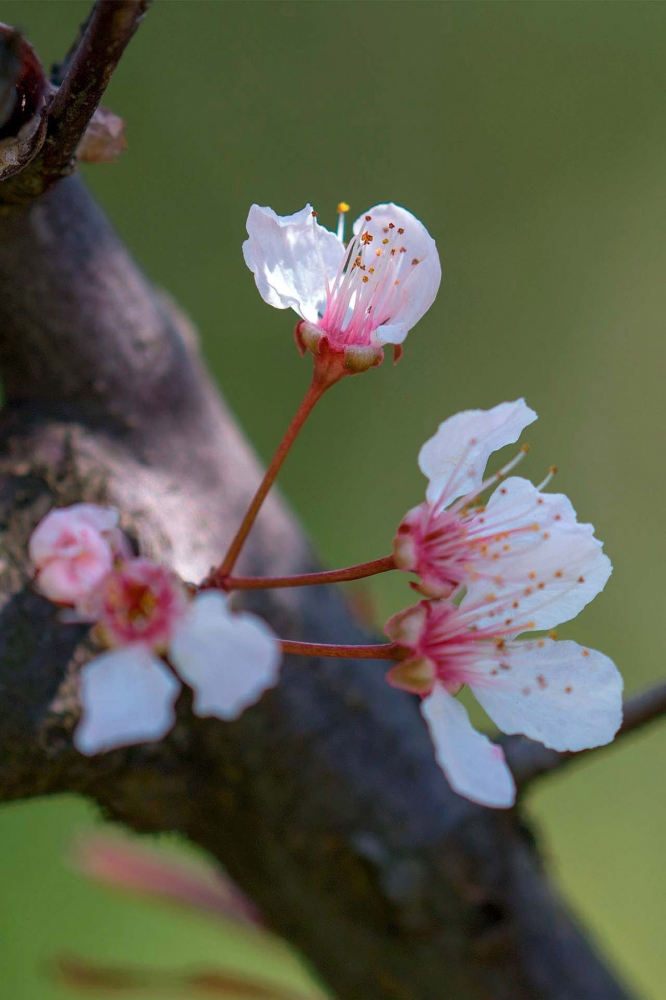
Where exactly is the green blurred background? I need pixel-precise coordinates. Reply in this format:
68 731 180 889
2 1 666 997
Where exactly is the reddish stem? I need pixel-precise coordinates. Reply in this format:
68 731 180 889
224 555 396 591
212 374 330 581
281 640 401 661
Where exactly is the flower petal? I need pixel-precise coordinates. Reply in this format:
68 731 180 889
421 684 516 808
242 204 344 323
463 476 612 630
372 322 410 346
420 400 537 508
75 646 180 755
170 592 281 720
470 639 623 752
35 547 113 606
29 504 119 567
352 203 441 343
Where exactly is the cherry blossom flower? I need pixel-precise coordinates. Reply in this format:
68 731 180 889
393 400 612 631
28 503 127 608
76 560 281 755
243 202 441 371
385 595 623 809
28 505 282 756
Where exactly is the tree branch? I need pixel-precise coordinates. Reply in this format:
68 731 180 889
505 682 666 791
0 0 150 203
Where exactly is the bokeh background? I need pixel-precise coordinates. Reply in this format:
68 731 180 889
2 1 666 997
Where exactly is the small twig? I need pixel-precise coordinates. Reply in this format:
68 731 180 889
222 555 396 591
0 0 150 201
281 639 400 660
506 681 666 790
50 9 94 88
44 0 150 174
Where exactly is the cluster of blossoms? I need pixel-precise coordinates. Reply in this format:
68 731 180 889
27 200 623 809
29 505 280 755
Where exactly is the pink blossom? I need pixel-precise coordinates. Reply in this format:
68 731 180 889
243 202 441 370
76 559 281 756
96 558 188 651
393 401 612 630
29 503 125 608
385 598 623 809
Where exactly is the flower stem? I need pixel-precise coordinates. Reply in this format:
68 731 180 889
224 555 396 591
212 375 330 581
281 639 401 660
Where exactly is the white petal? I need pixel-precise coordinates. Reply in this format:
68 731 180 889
75 646 180 756
463 477 612 630
421 685 516 808
373 322 409 346
170 592 281 720
420 400 537 507
470 639 623 752
242 204 344 323
353 203 441 341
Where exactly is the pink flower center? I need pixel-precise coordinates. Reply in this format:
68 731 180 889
415 601 534 692
98 559 187 650
396 505 470 598
317 210 421 346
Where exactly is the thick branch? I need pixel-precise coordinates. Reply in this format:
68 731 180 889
506 682 666 790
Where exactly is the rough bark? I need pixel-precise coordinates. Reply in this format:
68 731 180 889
0 15 639 1000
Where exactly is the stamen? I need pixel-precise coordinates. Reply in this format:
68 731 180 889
536 465 558 491
336 202 349 242
449 445 530 514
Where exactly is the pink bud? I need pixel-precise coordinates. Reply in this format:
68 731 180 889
29 504 122 608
